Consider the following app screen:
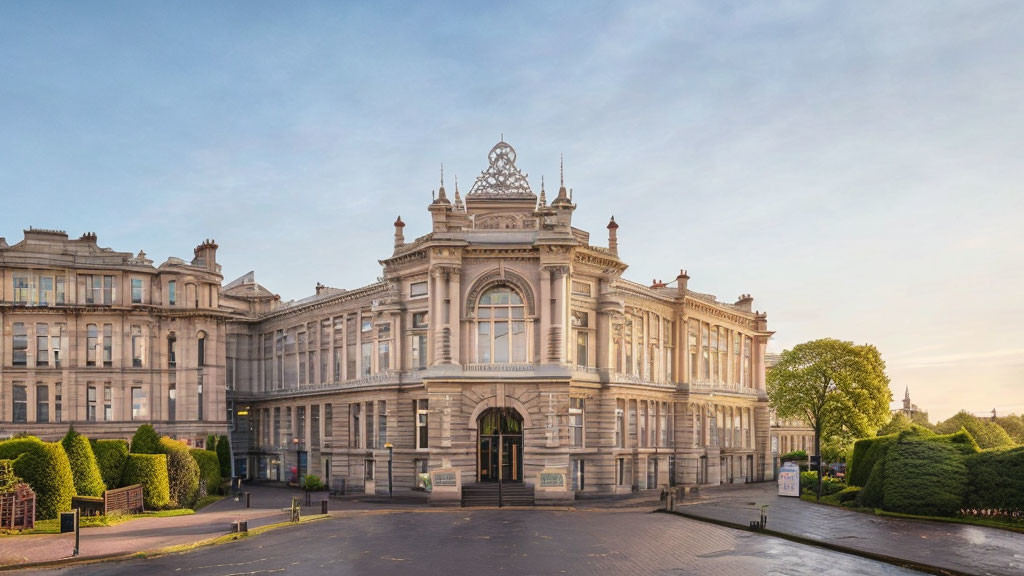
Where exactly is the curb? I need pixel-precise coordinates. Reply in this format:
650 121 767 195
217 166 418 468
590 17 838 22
663 509 971 576
0 514 331 573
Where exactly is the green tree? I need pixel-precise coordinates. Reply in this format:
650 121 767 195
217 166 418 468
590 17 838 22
877 412 913 436
993 415 1024 444
767 338 891 500
935 411 1015 449
130 424 161 454
205 435 218 452
216 435 231 478
910 411 934 430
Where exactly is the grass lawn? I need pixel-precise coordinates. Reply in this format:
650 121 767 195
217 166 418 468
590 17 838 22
1 508 195 536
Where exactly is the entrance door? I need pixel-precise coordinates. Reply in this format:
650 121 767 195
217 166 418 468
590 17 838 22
478 407 523 482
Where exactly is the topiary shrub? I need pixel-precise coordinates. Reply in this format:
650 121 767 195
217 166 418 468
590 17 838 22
882 439 968 517
964 446 1024 511
122 453 170 509
158 438 200 508
856 443 891 509
61 426 106 497
205 435 217 452
190 449 222 497
848 434 897 487
130 424 161 454
92 439 130 489
216 435 231 478
0 437 76 519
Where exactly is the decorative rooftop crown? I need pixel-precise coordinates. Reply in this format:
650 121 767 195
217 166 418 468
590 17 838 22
468 141 536 200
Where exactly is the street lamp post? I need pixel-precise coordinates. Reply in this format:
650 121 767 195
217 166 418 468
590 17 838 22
385 443 394 501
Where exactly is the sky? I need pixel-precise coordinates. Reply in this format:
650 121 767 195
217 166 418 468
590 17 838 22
2 1 1022 422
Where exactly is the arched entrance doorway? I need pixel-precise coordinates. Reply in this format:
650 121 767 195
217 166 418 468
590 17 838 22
477 407 523 483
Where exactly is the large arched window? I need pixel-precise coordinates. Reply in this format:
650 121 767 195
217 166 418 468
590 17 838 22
476 286 527 363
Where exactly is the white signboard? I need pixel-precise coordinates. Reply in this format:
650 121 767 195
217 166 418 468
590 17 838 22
778 462 800 497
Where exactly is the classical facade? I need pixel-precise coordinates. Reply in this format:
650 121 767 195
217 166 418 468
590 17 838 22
227 141 775 495
0 229 228 442
1 141 777 497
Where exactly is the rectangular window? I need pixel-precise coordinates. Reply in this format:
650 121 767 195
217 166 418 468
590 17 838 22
412 334 427 370
412 311 428 328
365 459 375 481
615 399 625 448
324 404 333 438
477 323 490 363
36 385 49 423
131 278 143 304
12 385 27 423
53 323 65 367
103 384 112 421
320 349 328 384
102 275 113 304
647 458 658 489
410 281 428 298
743 337 752 388
575 331 588 368
298 352 307 385
131 325 144 367
197 374 204 421
168 383 176 421
13 276 29 304
333 347 343 382
351 404 361 448
103 324 113 367
365 402 374 449
733 333 742 385
628 400 637 448
378 341 390 372
415 399 429 449
12 323 27 366
273 407 281 447
569 398 584 447
361 319 372 333
168 335 177 368
377 401 387 448
639 401 648 448
55 382 62 423
689 320 699 382
660 402 670 447
311 405 320 448
346 344 356 380
132 386 148 420
702 323 710 380
56 277 66 304
87 385 97 421
86 324 98 366
36 324 49 367
297 406 306 441
39 277 53 306
571 459 585 491
168 281 176 306
616 458 626 486
361 342 372 377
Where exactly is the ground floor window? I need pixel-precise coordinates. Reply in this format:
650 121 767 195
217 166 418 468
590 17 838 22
365 459 375 481
616 458 626 486
571 459 585 491
13 385 27 423
647 458 658 489
669 456 677 487
414 459 429 489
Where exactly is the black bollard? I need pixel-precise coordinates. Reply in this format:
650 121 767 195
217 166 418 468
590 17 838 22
244 491 251 508
321 499 328 514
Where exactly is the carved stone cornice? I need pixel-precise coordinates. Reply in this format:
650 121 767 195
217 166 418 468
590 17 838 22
573 249 627 274
541 265 570 278
684 298 756 329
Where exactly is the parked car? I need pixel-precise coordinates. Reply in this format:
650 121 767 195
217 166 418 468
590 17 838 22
825 462 846 479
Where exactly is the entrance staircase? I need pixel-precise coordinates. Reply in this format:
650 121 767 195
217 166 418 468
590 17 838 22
461 482 534 507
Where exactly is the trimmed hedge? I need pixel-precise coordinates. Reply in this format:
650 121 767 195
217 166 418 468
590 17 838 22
61 427 106 496
130 424 161 454
159 437 200 508
848 434 897 487
216 435 231 478
92 439 130 489
882 439 967 517
964 446 1024 511
190 449 222 497
205 435 217 452
0 437 76 519
122 453 170 509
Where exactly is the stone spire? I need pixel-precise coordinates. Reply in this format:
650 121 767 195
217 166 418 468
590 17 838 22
551 153 573 208
607 215 619 254
453 174 464 210
394 215 405 249
434 163 450 204
538 175 547 206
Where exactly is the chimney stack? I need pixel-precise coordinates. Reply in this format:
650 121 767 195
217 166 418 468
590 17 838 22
394 215 405 249
192 239 219 272
607 216 619 255
676 269 689 295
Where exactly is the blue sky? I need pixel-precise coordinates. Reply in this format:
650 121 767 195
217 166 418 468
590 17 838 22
2 2 1022 421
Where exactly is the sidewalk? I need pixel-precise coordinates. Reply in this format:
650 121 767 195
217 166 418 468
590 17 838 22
0 484 329 568
672 483 1024 576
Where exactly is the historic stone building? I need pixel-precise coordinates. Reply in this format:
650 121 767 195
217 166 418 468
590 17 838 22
0 229 228 442
1 141 776 498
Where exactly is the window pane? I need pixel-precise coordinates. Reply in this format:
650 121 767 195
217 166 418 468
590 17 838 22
493 322 509 363
511 321 527 362
477 323 490 363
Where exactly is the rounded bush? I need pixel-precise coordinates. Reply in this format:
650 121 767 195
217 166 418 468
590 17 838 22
0 437 76 519
964 446 1024 511
130 424 161 454
848 434 897 487
92 439 130 489
190 449 222 496
122 453 170 509
159 438 200 508
216 435 231 478
61 427 106 497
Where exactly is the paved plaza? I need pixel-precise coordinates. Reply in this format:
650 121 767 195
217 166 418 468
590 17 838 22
23 507 922 576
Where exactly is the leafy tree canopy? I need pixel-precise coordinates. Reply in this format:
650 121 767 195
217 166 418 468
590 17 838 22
768 338 892 450
877 412 913 436
935 411 1015 450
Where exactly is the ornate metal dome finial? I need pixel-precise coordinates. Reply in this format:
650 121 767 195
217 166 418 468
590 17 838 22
467 141 536 200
